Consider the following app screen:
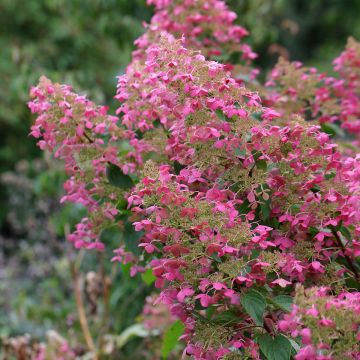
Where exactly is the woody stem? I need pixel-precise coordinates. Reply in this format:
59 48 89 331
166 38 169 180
330 227 360 281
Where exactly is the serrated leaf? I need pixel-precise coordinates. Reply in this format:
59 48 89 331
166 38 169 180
258 334 292 360
161 320 185 359
106 163 134 189
240 289 266 326
141 269 156 286
273 295 293 312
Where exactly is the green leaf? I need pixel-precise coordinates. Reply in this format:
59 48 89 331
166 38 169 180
308 226 319 237
339 226 352 241
141 269 156 286
290 204 300 214
215 109 226 121
123 221 142 256
321 122 345 137
115 197 128 211
120 263 131 278
161 320 185 359
273 295 293 312
114 324 150 349
206 305 216 320
260 202 271 220
237 199 250 215
325 172 336 180
310 184 320 193
289 339 301 354
240 289 266 326
258 334 292 360
212 310 239 325
342 142 358 152
251 111 262 121
239 266 252 278
211 253 222 263
256 159 267 171
174 161 185 175
106 163 134 189
234 147 247 158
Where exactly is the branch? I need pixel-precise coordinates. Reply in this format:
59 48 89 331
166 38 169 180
83 130 95 144
330 226 360 281
70 256 97 355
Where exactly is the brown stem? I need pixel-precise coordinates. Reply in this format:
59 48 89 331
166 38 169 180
99 254 110 329
74 121 94 144
159 122 170 139
330 227 360 281
103 277 110 325
70 258 97 354
98 253 111 350
83 131 94 144
248 162 257 178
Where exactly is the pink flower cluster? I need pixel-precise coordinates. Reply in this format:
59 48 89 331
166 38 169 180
29 76 125 251
279 286 360 359
29 0 360 359
116 34 360 358
265 38 360 148
137 0 255 61
142 294 176 333
132 0 258 86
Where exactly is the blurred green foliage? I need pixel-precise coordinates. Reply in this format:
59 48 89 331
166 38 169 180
0 158 156 357
229 0 360 73
0 0 151 224
1 0 359 357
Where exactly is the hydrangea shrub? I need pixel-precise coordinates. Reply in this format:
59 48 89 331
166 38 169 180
29 0 360 359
